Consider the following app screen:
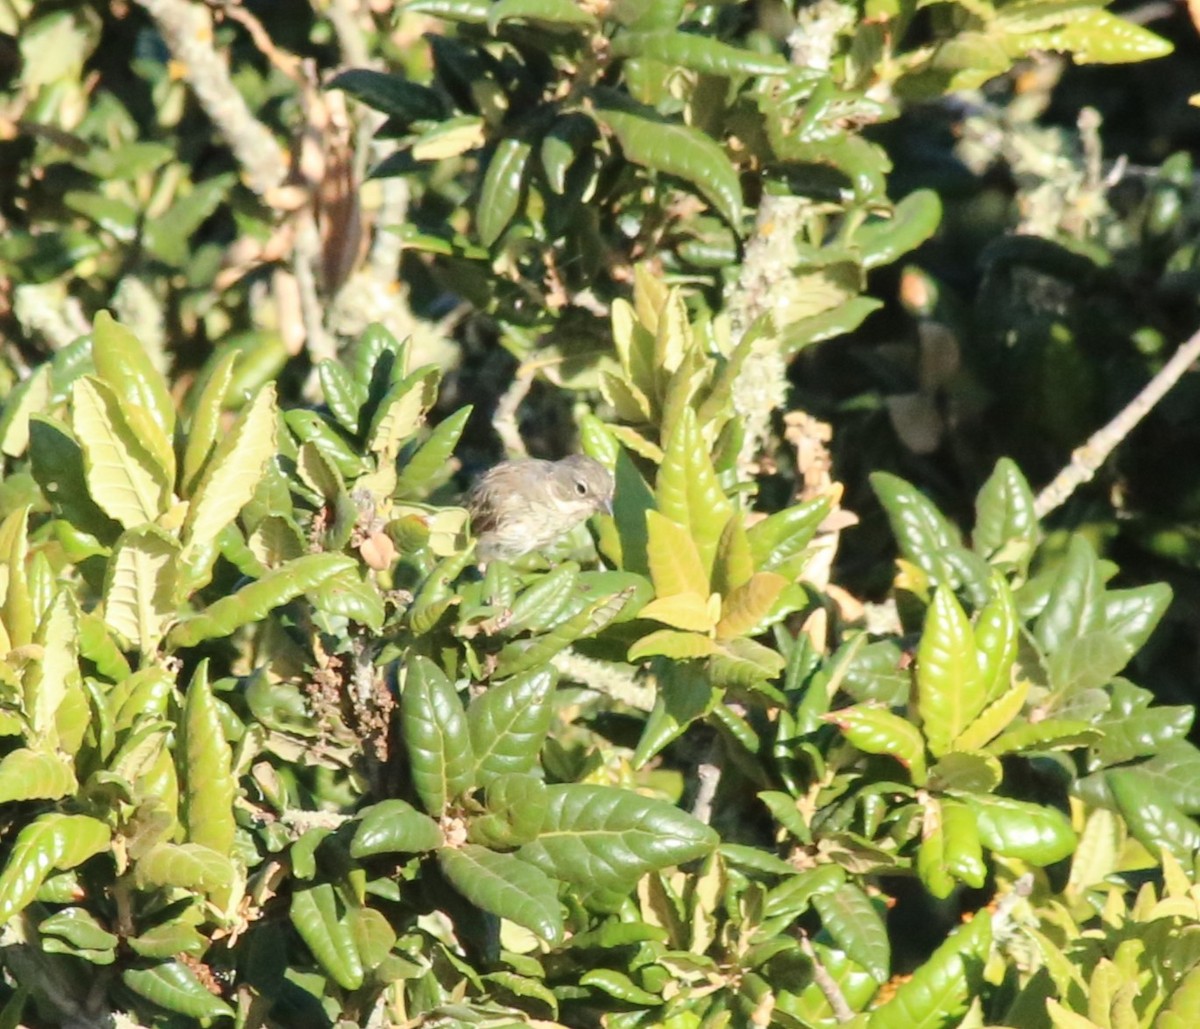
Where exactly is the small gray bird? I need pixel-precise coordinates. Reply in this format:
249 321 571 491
466 455 615 562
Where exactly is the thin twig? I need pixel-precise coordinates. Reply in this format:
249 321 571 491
134 0 288 197
493 367 534 457
797 931 855 1023
1035 323 1200 518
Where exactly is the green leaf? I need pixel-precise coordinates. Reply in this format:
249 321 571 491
973 582 1017 706
855 189 943 270
866 910 991 1029
439 844 563 944
351 799 445 857
1107 768 1200 867
487 0 597 32
716 571 790 639
0 814 111 923
40 907 119 960
468 774 547 848
367 366 440 464
29 417 121 543
997 6 1172 63
468 667 556 785
179 661 236 857
581 968 662 1005
26 588 81 749
1102 583 1171 656
133 843 235 904
0 507 33 651
1091 679 1193 765
71 376 170 528
628 628 720 662
167 553 356 647
610 29 791 77
0 749 76 803
103 525 180 653
917 588 984 757
182 383 277 558
290 883 365 990
91 311 175 443
632 662 718 767
122 962 235 1021
655 406 733 576
929 750 1002 792
965 795 1076 865
1047 631 1132 696
745 495 831 573
401 656 475 815
329 69 447 121
516 784 718 893
826 704 927 785
645 509 711 599
872 472 962 581
813 883 890 983
953 679 1030 752
594 96 742 227
972 457 1038 564
1034 535 1104 652
180 349 237 498
396 405 472 497
477 137 532 246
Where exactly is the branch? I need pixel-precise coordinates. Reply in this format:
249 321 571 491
1035 323 1200 518
134 0 288 197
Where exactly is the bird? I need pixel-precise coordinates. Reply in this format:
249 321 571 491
466 454 615 562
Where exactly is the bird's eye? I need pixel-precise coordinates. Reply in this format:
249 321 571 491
574 480 588 495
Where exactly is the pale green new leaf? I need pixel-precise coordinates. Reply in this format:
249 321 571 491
0 813 111 923
71 376 170 528
182 383 276 556
104 525 180 653
0 749 76 803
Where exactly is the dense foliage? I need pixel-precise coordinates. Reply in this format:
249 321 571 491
0 1 1199 1027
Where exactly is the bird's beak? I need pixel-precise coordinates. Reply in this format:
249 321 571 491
599 497 614 517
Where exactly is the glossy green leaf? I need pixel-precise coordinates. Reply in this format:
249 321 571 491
179 661 236 857
468 667 556 784
0 813 111 923
181 350 237 498
0 749 76 804
655 406 733 576
866 909 991 1029
645 510 711 599
1034 535 1104 653
972 457 1038 564
396 405 472 497
628 628 719 662
351 799 445 857
182 383 276 557
1092 679 1193 765
103 525 179 653
965 795 1076 864
91 311 175 442
1107 768 1200 867
439 844 563 944
813 883 890 983
745 495 831 573
594 97 742 227
39 907 119 960
122 961 235 1021
998 7 1173 64
285 408 368 480
973 582 1017 706
26 588 80 748
953 679 1030 751
917 588 984 757
929 750 1002 793
401 656 475 815
855 189 943 270
133 843 235 903
1102 583 1171 655
29 417 121 544
610 29 790 77
516 784 718 893
716 571 790 639
0 507 33 651
329 68 447 121
289 883 364 991
487 0 597 31
71 376 170 528
478 137 532 246
468 774 547 848
167 553 356 647
632 662 718 767
826 704 927 785
871 472 961 585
